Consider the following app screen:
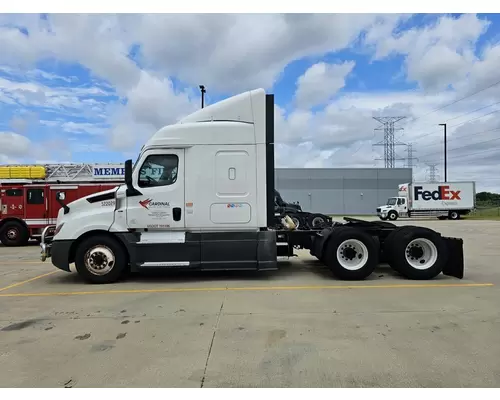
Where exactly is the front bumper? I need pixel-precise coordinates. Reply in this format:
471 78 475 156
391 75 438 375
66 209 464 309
40 225 56 262
40 225 73 272
377 210 388 218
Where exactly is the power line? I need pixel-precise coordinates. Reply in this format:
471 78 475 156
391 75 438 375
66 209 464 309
409 108 500 143
419 131 500 161
418 126 500 150
400 100 500 136
372 116 407 168
444 100 500 123
424 146 500 163
397 76 500 129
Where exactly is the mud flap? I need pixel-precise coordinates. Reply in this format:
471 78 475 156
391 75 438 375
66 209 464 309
442 237 464 279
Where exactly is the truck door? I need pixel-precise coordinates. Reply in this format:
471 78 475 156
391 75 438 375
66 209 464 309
24 187 48 225
126 149 185 230
0 187 24 218
397 197 407 214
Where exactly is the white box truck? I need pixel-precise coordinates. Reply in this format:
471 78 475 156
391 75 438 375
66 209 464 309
39 88 465 283
377 181 476 221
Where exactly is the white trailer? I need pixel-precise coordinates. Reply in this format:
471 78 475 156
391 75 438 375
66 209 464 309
377 181 476 221
40 89 465 284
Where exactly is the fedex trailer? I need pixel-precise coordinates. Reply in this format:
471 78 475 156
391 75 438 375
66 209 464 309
377 181 476 221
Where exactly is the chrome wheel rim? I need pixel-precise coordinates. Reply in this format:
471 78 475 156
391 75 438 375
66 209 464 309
405 238 438 270
6 228 18 240
336 239 369 270
84 245 116 276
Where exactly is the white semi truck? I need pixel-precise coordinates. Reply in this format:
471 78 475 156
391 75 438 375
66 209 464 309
39 89 465 283
377 182 476 221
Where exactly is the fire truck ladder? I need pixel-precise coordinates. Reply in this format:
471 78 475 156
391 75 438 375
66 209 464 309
0 163 124 183
45 163 95 182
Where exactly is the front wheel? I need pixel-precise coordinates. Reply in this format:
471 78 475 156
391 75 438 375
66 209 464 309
74 235 128 284
388 211 398 221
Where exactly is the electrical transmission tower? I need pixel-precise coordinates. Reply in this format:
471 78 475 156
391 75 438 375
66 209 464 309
426 163 439 183
405 143 419 181
405 143 418 168
372 117 407 168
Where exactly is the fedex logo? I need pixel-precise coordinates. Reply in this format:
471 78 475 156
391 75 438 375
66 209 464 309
414 185 461 201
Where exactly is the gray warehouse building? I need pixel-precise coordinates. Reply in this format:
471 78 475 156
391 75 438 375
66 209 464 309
275 168 413 216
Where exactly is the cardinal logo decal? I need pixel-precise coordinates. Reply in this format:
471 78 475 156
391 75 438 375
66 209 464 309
139 198 152 209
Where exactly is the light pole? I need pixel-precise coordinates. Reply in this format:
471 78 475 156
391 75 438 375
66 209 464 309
439 123 447 182
199 85 206 109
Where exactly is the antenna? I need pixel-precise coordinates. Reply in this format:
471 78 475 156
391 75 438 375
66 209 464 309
199 85 206 109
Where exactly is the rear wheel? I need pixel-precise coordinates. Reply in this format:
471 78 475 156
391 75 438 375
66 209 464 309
324 227 378 280
448 211 460 220
0 221 29 246
382 226 414 271
291 216 301 229
75 235 128 284
388 226 448 280
307 213 328 229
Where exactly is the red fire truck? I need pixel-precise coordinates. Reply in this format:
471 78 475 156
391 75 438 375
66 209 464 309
0 163 125 246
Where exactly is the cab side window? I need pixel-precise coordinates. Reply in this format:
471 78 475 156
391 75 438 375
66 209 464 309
397 198 405 205
6 189 22 196
27 189 44 204
138 154 179 188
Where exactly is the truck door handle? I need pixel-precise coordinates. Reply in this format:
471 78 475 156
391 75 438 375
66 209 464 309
173 207 182 221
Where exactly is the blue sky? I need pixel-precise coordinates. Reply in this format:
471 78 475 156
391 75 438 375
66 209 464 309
1 13 500 191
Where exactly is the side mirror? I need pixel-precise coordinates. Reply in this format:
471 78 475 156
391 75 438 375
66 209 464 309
55 191 70 214
125 159 133 188
124 159 142 197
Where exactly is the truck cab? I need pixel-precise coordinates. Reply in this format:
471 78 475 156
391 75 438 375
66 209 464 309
39 89 466 284
376 196 408 221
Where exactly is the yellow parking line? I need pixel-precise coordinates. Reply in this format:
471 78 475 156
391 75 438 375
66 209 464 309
0 271 58 293
0 261 46 265
0 282 493 298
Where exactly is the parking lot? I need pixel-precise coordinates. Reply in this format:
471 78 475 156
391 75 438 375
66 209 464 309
1 218 500 388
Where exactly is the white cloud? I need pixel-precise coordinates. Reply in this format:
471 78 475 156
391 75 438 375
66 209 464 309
1 13 500 192
0 131 32 157
365 14 490 92
295 61 355 108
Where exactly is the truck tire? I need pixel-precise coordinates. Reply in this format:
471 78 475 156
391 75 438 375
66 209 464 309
290 216 301 229
0 221 29 247
307 213 328 229
324 227 378 280
74 234 128 284
387 210 398 221
388 226 448 280
448 211 460 220
382 226 415 271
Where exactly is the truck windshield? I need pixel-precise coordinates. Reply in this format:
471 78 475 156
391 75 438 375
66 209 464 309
386 198 397 205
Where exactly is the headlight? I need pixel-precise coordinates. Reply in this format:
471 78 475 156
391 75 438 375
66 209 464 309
54 223 64 236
